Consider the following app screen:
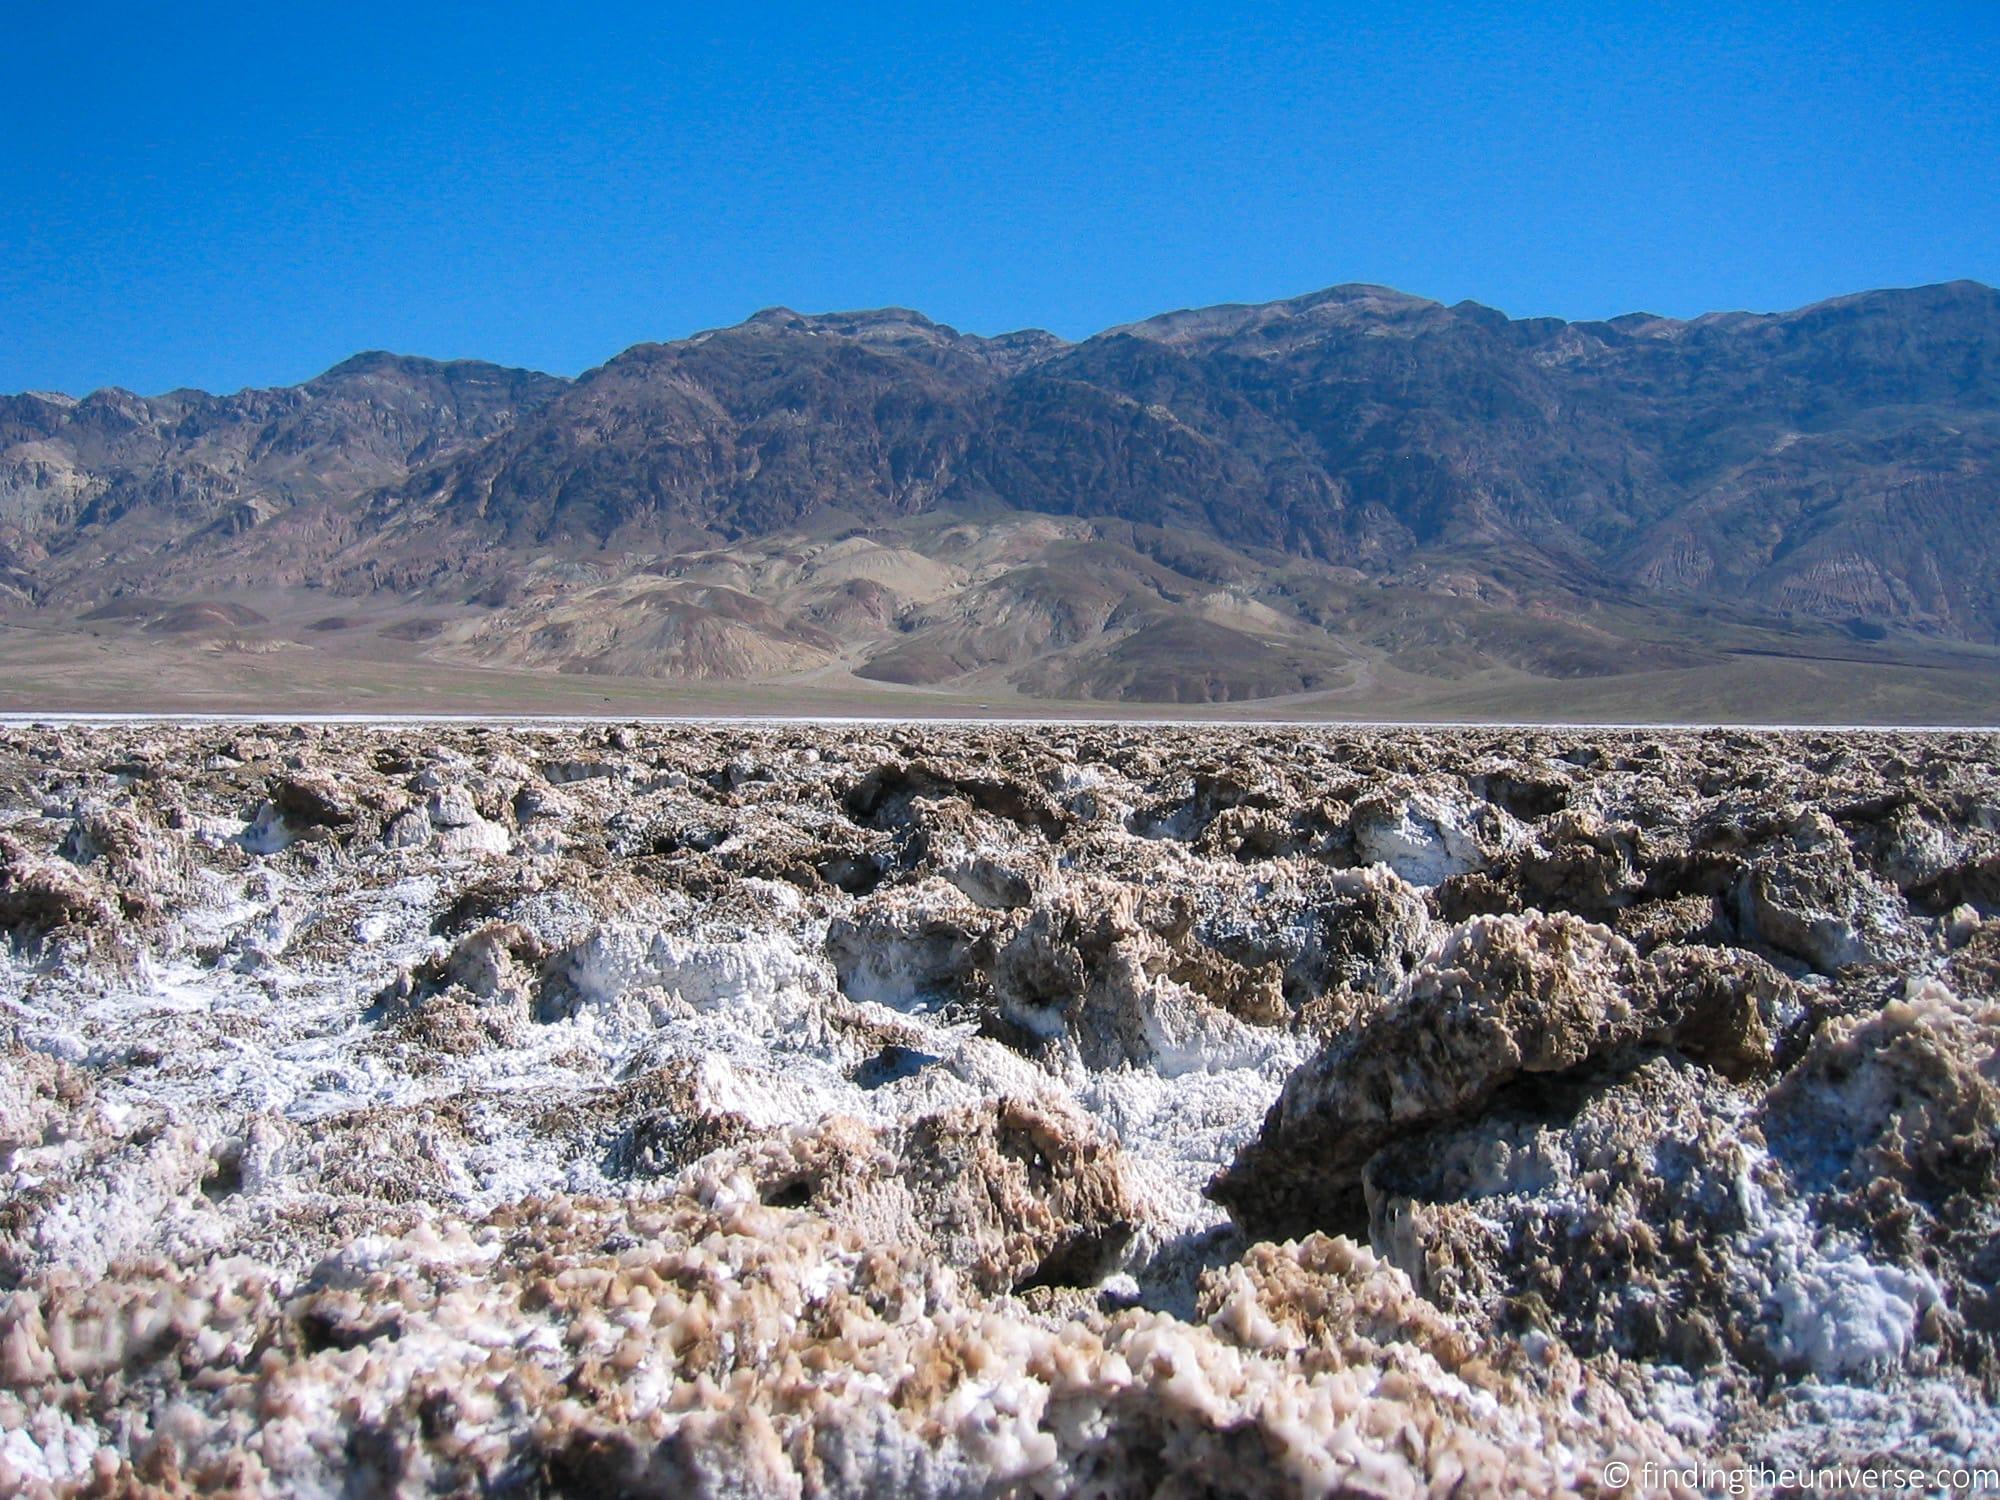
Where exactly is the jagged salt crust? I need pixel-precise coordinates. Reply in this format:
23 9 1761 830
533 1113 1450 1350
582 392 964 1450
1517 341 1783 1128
0 723 1995 1495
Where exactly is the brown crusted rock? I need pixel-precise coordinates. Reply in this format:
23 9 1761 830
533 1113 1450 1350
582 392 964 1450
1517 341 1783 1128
1862 800 1970 893
989 881 1147 1064
1176 860 1435 1018
0 1042 94 1163
378 921 548 1013
1197 1233 1477 1375
3 1190 1691 1499
1157 937 1290 1028
1513 810 1648 916
287 1098 483 1205
983 878 1288 1068
1213 913 1654 1238
1433 869 1523 922
426 784 481 829
712 1095 1141 1295
1640 943 1805 1080
940 850 1039 909
1361 1056 1772 1370
1735 810 1912 972
1289 862 1435 1004
60 804 192 917
1352 987 1989 1383
367 923 548 1064
269 769 358 827
1759 984 2000 1380
1914 850 2000 917
522 1059 755 1180
1765 983 2000 1212
3 721 1998 1488
0 831 114 936
843 758 1069 842
609 1106 755 1180
1216 921 1809 1244
441 920 547 1001
1613 892 1724 953
1945 915 2000 995
542 1404 804 1500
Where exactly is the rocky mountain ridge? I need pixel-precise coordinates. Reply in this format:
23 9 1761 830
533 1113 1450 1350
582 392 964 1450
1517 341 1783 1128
3 280 1997 704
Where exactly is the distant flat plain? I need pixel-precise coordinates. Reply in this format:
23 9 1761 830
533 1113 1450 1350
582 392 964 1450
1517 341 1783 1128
4 617 1995 724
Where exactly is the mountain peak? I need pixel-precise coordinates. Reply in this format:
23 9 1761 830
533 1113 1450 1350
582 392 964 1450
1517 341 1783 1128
318 349 440 379
1106 282 1448 351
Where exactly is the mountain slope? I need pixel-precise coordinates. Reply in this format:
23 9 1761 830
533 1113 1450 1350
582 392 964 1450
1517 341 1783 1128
0 354 566 597
3 281 1998 705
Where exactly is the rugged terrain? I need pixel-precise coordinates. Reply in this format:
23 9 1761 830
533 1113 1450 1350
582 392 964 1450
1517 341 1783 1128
4 281 2000 715
1 721 1997 1495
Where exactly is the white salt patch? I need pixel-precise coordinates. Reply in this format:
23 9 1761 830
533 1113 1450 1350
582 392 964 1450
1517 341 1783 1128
1736 1170 1941 1378
1353 793 1506 887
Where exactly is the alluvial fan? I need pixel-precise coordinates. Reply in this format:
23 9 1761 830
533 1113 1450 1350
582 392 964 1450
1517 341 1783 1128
0 721 1995 1496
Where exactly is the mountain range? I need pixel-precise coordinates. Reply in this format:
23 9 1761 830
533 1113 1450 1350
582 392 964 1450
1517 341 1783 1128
3 280 1998 713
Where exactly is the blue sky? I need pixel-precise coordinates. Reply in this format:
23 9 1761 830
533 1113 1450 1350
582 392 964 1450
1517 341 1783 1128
4 1 1995 395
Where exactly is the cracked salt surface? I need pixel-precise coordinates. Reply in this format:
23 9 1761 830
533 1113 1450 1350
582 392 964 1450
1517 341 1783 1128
2 843 1292 1262
2 721 1997 1496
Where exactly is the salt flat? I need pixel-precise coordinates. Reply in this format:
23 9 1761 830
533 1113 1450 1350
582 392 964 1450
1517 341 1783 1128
1 721 1995 1495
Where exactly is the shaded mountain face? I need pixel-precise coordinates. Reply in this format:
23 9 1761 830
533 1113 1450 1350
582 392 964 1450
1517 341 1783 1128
3 281 1998 700
0 355 566 591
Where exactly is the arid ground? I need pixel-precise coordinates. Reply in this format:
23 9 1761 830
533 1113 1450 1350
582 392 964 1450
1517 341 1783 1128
2 721 1997 1495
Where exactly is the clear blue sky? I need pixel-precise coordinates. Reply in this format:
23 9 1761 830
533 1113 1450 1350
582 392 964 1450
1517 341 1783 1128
4 1 1995 396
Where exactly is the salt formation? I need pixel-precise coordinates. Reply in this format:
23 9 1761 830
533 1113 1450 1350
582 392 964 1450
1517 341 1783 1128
0 722 1994 1495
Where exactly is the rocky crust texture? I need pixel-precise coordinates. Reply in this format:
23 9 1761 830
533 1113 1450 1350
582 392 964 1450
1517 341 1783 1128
0 723 1995 1496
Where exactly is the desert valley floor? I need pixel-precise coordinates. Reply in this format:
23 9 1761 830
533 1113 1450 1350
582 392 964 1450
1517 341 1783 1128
1 720 1997 1496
